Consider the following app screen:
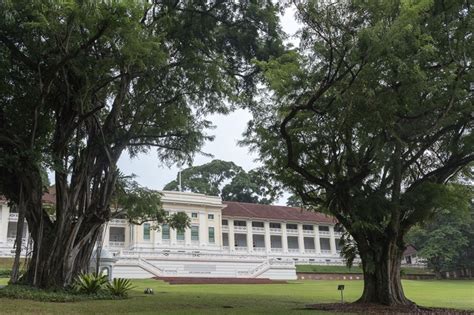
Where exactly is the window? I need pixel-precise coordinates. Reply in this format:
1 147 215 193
208 227 215 243
270 222 281 229
177 229 185 241
252 222 264 228
191 225 199 241
303 224 314 231
143 223 150 240
319 225 329 231
208 214 214 220
162 224 170 240
222 219 228 225
191 212 198 218
286 223 297 230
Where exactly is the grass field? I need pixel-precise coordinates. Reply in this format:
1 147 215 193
0 278 472 314
295 265 433 275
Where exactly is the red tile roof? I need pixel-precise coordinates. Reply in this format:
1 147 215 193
222 201 336 224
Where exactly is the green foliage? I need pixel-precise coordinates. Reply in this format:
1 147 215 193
113 175 190 230
164 160 244 196
0 0 282 287
0 284 118 302
164 160 283 204
0 269 11 278
244 0 473 253
407 185 474 274
73 273 109 295
106 278 134 297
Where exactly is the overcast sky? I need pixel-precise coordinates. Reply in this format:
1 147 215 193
118 8 300 204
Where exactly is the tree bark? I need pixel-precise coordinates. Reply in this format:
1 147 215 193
23 219 103 288
357 239 413 306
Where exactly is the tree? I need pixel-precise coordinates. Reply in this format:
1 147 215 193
221 168 282 204
408 185 473 277
244 0 473 306
0 0 281 288
164 160 244 196
164 160 282 204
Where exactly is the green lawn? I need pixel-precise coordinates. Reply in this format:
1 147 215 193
0 278 472 314
295 264 433 275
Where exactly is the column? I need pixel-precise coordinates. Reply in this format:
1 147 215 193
124 224 131 247
246 220 253 252
170 227 177 246
103 224 110 247
281 223 288 253
228 219 235 251
297 223 305 254
0 204 9 242
199 212 207 247
314 225 321 254
264 221 271 253
154 225 162 248
185 226 192 246
329 225 337 255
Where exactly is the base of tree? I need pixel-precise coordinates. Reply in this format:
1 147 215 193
303 303 471 314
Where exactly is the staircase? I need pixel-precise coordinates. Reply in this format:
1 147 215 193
137 258 163 277
153 276 287 285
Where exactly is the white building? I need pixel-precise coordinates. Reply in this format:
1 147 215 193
0 191 345 280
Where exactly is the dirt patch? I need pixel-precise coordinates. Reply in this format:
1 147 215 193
304 303 472 314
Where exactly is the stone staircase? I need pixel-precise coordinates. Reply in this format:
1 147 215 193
153 276 287 285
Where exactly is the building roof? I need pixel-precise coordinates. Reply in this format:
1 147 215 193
222 201 336 224
403 244 418 256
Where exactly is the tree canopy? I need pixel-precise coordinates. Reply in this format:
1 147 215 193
0 0 282 287
164 159 282 204
407 184 474 277
244 0 473 306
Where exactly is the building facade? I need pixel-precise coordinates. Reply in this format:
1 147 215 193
0 191 345 280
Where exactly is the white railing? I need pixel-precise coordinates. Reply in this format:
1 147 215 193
269 228 281 233
305 249 316 254
252 227 264 232
222 226 229 231
234 226 247 232
319 231 330 235
222 246 229 250
8 213 18 221
253 247 266 252
321 249 332 254
110 219 127 225
303 230 314 235
271 248 283 252
109 241 125 247
286 229 298 234
334 231 343 237
288 248 300 253
235 246 247 251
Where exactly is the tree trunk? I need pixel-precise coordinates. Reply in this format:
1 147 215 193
357 239 413 306
23 220 103 288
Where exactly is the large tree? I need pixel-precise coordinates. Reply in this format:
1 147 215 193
244 0 473 306
164 159 282 204
0 0 281 288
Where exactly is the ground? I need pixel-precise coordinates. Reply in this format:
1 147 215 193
295 264 433 275
0 278 472 314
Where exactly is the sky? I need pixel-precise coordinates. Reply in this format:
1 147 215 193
118 8 300 204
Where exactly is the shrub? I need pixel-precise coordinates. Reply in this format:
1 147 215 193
106 278 134 297
0 269 11 278
0 284 117 302
73 273 108 295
